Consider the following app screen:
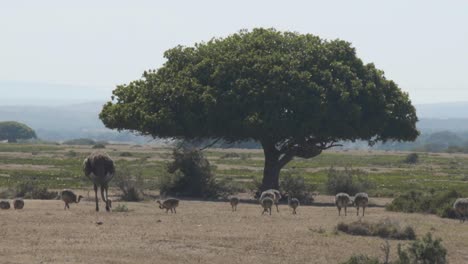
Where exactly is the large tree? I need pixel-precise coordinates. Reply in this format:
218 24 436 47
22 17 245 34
100 28 419 190
0 121 37 143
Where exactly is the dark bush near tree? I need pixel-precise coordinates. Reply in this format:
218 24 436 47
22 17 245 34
326 167 375 195
160 147 234 199
280 172 316 204
386 190 461 219
404 153 419 164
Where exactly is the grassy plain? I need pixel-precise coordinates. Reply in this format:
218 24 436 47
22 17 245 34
1 143 468 263
1 199 468 264
1 143 468 196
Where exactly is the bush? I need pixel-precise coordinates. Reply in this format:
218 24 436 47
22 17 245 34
114 165 144 202
219 152 240 159
386 190 461 219
341 255 380 264
281 172 316 204
113 204 129 212
65 150 78 157
404 153 419 164
119 152 133 157
396 233 447 264
160 147 233 199
337 219 416 240
16 181 58 200
326 167 375 195
92 143 106 149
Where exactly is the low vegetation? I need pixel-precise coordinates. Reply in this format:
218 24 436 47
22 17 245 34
386 190 461 219
336 219 416 240
342 233 447 264
160 148 236 199
326 167 376 195
15 181 58 199
280 171 316 204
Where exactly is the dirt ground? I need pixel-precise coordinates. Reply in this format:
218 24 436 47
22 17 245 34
1 198 468 264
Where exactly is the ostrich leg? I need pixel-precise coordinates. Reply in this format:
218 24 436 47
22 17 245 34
94 184 99 212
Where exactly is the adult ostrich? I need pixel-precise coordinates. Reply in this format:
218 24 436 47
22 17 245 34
83 152 115 212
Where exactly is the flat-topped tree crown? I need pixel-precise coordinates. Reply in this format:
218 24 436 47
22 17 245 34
100 28 419 190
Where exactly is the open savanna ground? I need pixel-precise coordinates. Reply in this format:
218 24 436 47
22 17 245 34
1 198 468 264
1 143 468 196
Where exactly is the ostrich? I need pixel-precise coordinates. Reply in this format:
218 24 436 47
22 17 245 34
83 152 115 212
229 196 240 212
157 198 179 214
13 199 24 209
61 190 83 210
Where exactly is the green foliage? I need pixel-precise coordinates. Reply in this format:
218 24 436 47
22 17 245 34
396 233 447 264
404 153 419 164
386 190 461 218
160 148 234 198
341 255 380 264
113 204 129 212
0 121 36 142
63 138 96 145
65 150 78 157
326 167 375 195
337 219 416 240
280 171 316 204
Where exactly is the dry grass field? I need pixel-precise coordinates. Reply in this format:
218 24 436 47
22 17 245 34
1 197 468 264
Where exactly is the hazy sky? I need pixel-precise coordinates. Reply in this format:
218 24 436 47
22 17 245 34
0 1 467 104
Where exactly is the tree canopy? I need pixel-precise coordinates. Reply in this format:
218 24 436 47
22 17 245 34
0 121 37 142
100 28 419 190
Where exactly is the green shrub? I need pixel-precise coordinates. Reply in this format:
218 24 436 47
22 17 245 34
396 233 447 264
326 167 375 195
280 172 316 204
113 204 129 212
341 255 380 264
219 152 240 159
160 148 231 198
386 190 461 219
337 219 416 240
65 150 78 157
404 153 419 164
119 152 133 157
92 143 106 149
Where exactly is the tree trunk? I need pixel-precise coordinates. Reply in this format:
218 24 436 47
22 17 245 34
260 141 282 191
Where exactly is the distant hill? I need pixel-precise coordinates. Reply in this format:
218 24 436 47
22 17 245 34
1 100 468 144
0 102 150 143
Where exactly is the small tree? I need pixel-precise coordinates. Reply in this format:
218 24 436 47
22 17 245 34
161 147 221 198
0 121 36 143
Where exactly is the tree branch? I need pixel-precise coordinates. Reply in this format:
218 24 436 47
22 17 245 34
199 138 221 151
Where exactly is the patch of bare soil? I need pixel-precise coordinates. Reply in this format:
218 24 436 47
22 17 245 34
0 199 467 264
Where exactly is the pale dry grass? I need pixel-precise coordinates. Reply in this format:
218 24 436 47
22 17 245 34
1 199 468 264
